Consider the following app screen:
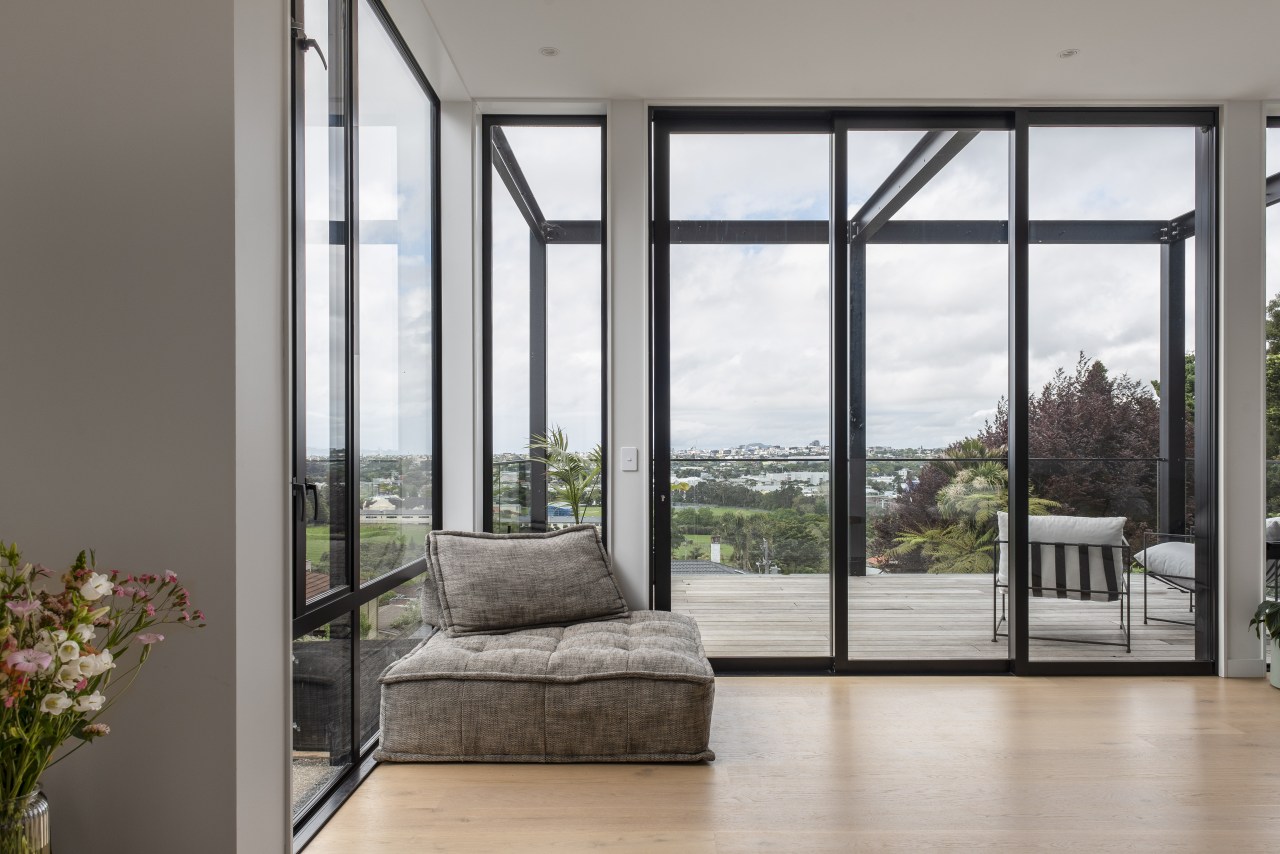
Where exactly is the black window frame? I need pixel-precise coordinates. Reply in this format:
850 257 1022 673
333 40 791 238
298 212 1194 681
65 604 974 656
288 0 442 842
480 114 609 539
650 106 1219 677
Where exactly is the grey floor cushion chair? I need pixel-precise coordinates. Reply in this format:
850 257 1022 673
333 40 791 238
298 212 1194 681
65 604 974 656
376 526 716 763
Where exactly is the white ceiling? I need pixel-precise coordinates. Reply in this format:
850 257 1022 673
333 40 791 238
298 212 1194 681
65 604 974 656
419 0 1280 103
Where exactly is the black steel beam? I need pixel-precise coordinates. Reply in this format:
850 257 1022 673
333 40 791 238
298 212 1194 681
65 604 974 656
1269 171 1280 207
529 233 548 532
850 131 977 241
669 220 830 244
663 219 1172 245
544 220 603 243
1159 240 1187 536
491 125 548 241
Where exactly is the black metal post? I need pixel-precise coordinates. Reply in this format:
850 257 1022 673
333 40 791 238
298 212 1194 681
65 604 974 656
1008 111 1031 671
651 118 672 611
848 237 868 582
1193 124 1218 664
529 231 549 532
1159 239 1187 535
831 127 850 666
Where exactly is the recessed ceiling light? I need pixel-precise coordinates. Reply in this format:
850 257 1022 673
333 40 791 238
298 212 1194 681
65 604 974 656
1058 48 1080 59
539 46 560 57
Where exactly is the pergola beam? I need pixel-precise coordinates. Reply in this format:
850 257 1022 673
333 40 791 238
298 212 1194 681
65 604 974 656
491 126 549 241
849 131 977 241
653 219 1174 245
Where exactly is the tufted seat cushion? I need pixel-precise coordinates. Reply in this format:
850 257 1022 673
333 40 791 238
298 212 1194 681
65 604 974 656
376 610 715 763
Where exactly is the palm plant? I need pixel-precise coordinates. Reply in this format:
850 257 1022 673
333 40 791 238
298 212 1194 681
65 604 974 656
528 426 602 525
889 458 1057 573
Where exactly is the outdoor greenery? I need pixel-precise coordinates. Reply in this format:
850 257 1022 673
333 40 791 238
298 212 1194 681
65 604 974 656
673 482 829 574
528 426 603 525
875 353 1168 573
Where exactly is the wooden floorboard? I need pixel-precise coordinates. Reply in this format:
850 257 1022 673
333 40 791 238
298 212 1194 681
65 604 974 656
306 676 1280 853
671 573 1197 661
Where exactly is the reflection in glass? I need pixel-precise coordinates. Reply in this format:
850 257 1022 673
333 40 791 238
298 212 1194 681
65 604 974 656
357 0 434 584
291 614 353 816
358 573 431 746
302 0 349 602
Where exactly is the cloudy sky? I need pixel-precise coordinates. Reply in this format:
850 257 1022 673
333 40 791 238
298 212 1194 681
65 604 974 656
305 0 435 457
315 109 1280 459
668 125 1204 451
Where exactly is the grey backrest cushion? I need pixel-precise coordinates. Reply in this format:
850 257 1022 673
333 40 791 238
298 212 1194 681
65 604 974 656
428 525 628 636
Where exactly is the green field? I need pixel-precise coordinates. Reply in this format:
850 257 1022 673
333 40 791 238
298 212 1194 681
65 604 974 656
674 532 738 563
304 523 430 570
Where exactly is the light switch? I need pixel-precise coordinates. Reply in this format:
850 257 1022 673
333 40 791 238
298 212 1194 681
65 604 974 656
620 446 639 472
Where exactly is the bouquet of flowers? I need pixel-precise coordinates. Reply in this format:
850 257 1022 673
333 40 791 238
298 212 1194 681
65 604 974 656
0 540 205 830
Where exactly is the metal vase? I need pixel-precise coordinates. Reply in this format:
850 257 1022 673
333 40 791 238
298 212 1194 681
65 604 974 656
0 790 50 854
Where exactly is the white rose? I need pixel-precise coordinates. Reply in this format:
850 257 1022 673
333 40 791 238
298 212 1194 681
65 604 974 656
57 640 80 663
73 692 105 713
79 573 114 602
55 664 79 690
39 692 72 716
73 624 95 644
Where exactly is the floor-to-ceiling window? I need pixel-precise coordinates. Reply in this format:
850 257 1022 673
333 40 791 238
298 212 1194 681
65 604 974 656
290 0 440 838
482 117 606 536
652 108 1217 674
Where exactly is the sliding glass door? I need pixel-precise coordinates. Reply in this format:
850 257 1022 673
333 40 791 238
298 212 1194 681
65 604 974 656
661 127 832 660
652 109 1218 674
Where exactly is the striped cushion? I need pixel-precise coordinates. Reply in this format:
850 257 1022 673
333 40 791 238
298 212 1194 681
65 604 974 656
1029 542 1127 602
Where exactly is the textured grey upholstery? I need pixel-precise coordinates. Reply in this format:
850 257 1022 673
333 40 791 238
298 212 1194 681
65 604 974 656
376 610 716 762
428 526 628 636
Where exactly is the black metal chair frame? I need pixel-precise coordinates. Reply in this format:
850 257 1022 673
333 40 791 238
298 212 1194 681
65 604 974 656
992 538 1132 653
1138 531 1197 627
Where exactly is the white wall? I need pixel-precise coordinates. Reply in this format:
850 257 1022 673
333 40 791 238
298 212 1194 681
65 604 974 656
606 101 653 607
1 0 288 850
441 100 481 530
1218 101 1267 676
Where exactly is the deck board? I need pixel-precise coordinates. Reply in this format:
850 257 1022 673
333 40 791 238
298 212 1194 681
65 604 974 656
670 573 1197 661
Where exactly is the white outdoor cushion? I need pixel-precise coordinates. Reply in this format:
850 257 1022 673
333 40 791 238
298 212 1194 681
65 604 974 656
996 512 1127 584
1133 541 1195 580
1266 517 1280 542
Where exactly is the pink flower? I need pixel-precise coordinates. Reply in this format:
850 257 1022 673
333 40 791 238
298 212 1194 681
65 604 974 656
5 600 41 619
135 633 165 646
3 696 14 709
5 649 53 673
181 611 190 622
145 604 156 617
164 571 178 584
194 610 205 622
74 678 88 691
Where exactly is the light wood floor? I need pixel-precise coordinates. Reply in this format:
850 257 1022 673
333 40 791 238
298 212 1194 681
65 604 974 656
673 574 1196 660
306 676 1280 853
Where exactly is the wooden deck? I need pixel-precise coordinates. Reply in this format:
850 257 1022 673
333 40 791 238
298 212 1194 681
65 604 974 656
672 573 1197 661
